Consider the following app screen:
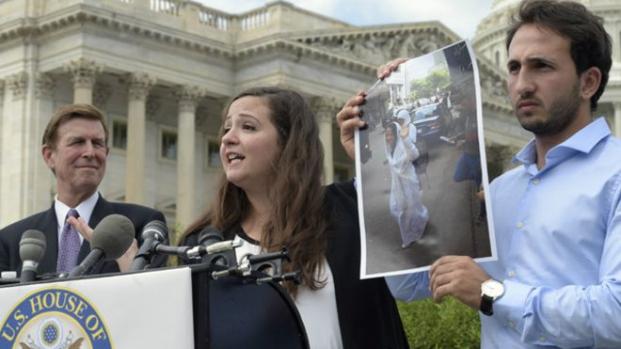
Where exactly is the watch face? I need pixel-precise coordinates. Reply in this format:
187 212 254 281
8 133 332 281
482 280 504 298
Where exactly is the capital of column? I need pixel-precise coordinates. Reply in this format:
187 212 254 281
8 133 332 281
35 73 56 99
311 96 340 124
6 72 29 100
129 73 156 101
64 58 103 90
174 85 204 113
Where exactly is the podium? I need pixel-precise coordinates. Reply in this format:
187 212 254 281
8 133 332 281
0 266 309 349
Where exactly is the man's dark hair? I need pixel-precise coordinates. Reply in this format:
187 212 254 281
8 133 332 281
506 0 612 111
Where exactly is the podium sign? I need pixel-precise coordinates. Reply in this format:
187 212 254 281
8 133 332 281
0 267 194 349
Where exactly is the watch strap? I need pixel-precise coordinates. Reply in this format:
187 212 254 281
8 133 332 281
480 294 494 316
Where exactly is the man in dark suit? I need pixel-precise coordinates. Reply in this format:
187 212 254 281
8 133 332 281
0 104 166 276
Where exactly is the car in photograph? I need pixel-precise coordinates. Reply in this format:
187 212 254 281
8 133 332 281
410 102 445 143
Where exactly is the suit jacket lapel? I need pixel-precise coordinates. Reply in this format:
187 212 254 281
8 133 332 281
39 206 59 274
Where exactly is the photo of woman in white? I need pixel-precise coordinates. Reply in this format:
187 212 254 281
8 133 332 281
384 110 429 248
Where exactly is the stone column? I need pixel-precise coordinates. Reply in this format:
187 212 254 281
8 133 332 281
611 22 621 63
0 79 4 144
312 97 337 184
0 80 4 214
29 73 56 212
0 77 3 110
64 58 102 104
125 73 156 205
174 85 203 228
614 102 621 138
0 72 29 226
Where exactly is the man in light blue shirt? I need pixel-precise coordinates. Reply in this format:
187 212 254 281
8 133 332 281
388 115 621 348
338 0 620 347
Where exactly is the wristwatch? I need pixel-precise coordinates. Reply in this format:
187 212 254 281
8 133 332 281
480 279 504 316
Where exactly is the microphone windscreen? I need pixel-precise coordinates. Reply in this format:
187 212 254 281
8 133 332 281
141 220 168 242
198 226 223 246
19 229 46 262
91 214 135 260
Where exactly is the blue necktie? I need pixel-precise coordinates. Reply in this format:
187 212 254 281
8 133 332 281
57 209 81 273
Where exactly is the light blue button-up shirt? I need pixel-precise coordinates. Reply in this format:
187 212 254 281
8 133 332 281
387 117 621 348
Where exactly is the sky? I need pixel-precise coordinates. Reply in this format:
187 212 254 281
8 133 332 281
195 0 495 39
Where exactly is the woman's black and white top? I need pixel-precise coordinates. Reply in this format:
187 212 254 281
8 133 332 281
234 231 343 349
182 181 409 349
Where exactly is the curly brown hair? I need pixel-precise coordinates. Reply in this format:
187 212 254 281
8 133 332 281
184 86 327 297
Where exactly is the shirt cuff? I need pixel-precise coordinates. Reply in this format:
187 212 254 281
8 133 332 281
385 272 431 301
492 279 534 333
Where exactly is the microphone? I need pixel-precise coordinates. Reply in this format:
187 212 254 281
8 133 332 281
132 225 240 262
19 229 47 283
67 214 134 278
198 226 238 267
129 220 168 271
198 226 223 248
150 240 242 261
211 248 292 283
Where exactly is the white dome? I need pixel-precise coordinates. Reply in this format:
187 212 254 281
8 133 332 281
472 0 620 70
491 0 520 11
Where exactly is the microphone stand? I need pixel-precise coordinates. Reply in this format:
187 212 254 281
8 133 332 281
210 248 300 285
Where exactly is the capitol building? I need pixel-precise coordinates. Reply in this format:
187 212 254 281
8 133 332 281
0 0 619 233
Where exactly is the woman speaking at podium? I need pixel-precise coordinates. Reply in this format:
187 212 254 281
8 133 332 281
181 87 408 349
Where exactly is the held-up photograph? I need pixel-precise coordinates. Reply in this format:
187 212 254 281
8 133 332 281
355 41 497 278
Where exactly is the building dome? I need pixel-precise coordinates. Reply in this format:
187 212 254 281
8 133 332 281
491 0 520 11
472 0 519 69
472 0 619 70
473 0 621 141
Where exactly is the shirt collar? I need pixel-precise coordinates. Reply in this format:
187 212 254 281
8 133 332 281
54 191 100 229
512 117 611 168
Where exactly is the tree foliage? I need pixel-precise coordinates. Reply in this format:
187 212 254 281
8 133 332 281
410 69 450 100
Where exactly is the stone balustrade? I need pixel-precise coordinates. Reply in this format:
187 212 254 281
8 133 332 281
197 7 232 31
0 0 339 35
150 0 179 15
239 8 271 31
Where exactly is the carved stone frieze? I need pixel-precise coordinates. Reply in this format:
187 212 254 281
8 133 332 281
64 58 103 89
6 72 29 100
298 31 448 66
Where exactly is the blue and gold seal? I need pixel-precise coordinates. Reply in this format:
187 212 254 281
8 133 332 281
0 287 113 349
